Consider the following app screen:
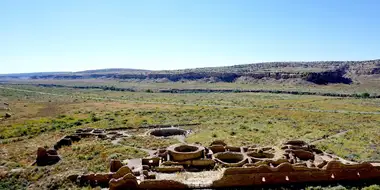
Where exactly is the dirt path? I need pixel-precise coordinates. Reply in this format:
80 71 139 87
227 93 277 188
310 130 350 145
2 86 380 115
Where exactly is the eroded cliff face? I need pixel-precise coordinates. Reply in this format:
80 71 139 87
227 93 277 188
304 66 352 84
12 59 380 85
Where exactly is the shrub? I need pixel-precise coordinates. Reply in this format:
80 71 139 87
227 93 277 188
239 125 247 130
355 92 371 98
73 120 83 126
0 177 29 190
363 185 380 190
360 92 370 98
90 114 100 122
4 113 11 118
57 114 66 119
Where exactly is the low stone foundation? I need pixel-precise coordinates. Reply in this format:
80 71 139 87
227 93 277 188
149 128 187 137
213 152 248 167
37 130 379 189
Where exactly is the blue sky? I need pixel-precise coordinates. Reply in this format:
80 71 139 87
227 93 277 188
1 0 380 73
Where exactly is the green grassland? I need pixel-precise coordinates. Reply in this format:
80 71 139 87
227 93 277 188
1 83 380 189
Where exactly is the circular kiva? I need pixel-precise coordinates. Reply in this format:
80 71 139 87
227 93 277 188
213 152 248 167
246 151 275 162
167 144 205 161
149 128 187 137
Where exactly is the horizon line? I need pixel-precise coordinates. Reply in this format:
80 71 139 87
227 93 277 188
0 58 379 75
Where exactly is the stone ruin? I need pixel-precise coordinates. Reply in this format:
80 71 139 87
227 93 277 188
66 139 380 189
34 128 127 166
35 147 60 166
32 127 380 189
36 126 188 166
148 128 188 137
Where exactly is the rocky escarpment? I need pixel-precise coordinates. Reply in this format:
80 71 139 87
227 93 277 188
3 59 380 85
30 70 350 85
305 66 352 84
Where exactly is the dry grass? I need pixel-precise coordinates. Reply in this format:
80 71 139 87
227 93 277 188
1 83 380 189
120 136 180 150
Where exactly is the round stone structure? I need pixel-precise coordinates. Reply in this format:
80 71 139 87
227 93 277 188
167 144 205 161
149 128 187 137
247 151 275 162
213 152 248 167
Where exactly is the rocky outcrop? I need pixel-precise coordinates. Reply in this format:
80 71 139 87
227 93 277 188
21 59 380 84
305 68 352 84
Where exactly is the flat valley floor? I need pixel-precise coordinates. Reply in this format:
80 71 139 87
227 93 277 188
1 82 380 189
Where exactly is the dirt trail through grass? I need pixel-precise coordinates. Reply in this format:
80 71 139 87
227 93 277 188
2 86 380 115
310 130 350 144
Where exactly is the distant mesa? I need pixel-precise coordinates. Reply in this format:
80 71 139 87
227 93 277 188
2 59 379 85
